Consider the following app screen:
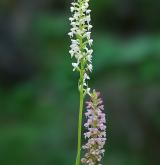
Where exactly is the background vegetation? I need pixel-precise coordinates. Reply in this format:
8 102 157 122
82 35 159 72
0 0 160 165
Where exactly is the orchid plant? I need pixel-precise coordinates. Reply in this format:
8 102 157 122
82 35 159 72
68 0 106 164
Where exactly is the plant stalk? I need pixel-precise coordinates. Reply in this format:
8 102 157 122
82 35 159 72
76 1 85 163
76 78 84 165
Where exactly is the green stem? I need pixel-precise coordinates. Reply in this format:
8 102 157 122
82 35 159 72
76 1 85 164
76 84 84 165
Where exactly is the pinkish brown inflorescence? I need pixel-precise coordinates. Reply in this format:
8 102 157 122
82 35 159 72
81 90 106 165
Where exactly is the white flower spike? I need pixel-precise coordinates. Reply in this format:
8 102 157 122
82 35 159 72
68 0 93 94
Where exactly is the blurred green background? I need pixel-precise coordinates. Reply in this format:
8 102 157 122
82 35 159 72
0 0 160 165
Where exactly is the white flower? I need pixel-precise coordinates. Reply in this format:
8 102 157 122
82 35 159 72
86 15 91 24
86 9 91 14
88 39 93 46
88 24 93 30
85 32 91 39
69 17 74 22
86 88 91 95
75 53 83 60
69 50 74 58
84 73 90 80
72 62 79 71
70 6 75 12
68 31 74 38
86 55 92 62
87 49 93 55
87 64 93 72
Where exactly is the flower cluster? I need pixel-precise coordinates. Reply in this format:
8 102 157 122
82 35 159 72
68 0 93 94
81 90 106 165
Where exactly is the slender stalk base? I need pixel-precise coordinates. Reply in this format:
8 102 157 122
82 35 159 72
76 86 84 165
